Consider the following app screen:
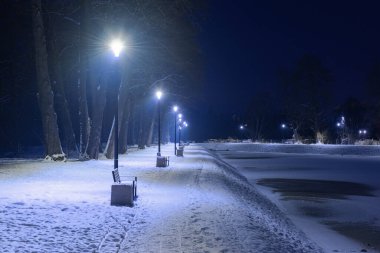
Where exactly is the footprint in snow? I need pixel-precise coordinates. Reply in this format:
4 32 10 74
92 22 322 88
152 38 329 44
12 202 25 206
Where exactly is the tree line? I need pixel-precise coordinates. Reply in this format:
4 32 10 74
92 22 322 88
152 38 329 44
0 0 203 160
244 54 380 144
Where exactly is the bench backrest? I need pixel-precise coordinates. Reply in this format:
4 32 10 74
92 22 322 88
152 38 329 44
112 168 121 183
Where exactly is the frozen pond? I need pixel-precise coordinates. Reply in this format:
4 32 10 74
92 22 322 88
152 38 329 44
203 143 380 253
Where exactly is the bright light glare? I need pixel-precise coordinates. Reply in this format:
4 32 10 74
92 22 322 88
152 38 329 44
178 114 183 119
337 123 341 127
173 105 178 112
156 90 163 100
240 125 244 130
110 39 124 57
281 124 286 129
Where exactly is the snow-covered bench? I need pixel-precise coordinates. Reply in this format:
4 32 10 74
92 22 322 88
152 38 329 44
176 146 184 157
111 168 137 206
156 156 170 167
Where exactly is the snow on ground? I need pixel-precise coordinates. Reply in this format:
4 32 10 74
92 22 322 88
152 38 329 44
203 142 380 253
0 144 320 253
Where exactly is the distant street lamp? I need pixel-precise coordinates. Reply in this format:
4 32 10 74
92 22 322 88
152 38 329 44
178 122 188 144
156 90 163 156
359 129 367 140
109 39 124 170
336 116 346 144
239 125 245 141
173 105 178 155
280 123 287 143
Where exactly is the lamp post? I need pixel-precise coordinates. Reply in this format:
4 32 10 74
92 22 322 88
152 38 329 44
359 129 367 140
109 39 124 170
173 106 178 155
156 90 163 156
281 123 286 143
336 116 345 144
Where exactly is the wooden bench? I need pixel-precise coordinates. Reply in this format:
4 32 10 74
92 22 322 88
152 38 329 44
176 146 184 157
112 168 137 200
156 156 170 167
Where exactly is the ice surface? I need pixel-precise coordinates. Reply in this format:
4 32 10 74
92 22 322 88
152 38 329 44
204 142 380 253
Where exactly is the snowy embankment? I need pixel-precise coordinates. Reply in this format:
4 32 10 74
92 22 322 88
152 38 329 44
0 145 320 252
206 142 380 156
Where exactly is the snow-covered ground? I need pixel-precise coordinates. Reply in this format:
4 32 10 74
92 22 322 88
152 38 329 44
0 144 320 253
203 143 380 253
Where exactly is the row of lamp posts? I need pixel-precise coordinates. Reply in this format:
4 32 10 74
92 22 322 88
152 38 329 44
156 91 188 158
109 39 189 170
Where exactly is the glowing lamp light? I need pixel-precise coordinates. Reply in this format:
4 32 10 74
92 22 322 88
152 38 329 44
281 124 286 129
240 125 244 130
337 123 341 127
156 90 163 100
173 105 178 112
110 39 124 57
178 114 183 119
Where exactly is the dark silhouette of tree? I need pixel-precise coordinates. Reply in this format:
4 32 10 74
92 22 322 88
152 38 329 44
31 0 65 160
366 62 380 139
280 54 333 142
245 91 278 141
336 97 368 143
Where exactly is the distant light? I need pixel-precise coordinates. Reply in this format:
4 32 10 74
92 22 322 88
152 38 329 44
156 90 163 100
109 39 124 57
173 106 178 112
281 124 286 129
359 130 362 134
337 123 341 127
240 125 244 130
183 121 188 127
364 130 367 134
178 114 183 119
179 118 182 122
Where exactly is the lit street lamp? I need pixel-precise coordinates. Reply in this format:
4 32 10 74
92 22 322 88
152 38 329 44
109 39 124 170
178 121 188 145
156 90 163 156
336 116 346 144
173 105 178 155
280 123 287 143
359 129 367 140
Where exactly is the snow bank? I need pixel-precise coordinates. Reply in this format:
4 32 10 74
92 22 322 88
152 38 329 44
204 142 380 156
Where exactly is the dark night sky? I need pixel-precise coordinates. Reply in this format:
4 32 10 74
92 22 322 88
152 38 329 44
200 0 380 115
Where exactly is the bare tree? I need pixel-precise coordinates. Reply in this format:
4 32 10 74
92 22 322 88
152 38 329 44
31 0 65 160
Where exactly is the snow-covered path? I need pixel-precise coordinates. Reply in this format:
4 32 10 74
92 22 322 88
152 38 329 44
0 145 320 252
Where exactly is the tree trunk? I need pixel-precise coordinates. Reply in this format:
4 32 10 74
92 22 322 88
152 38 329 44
137 104 146 149
145 106 157 147
119 96 132 154
46 18 78 157
86 73 107 159
78 0 90 159
31 0 65 161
